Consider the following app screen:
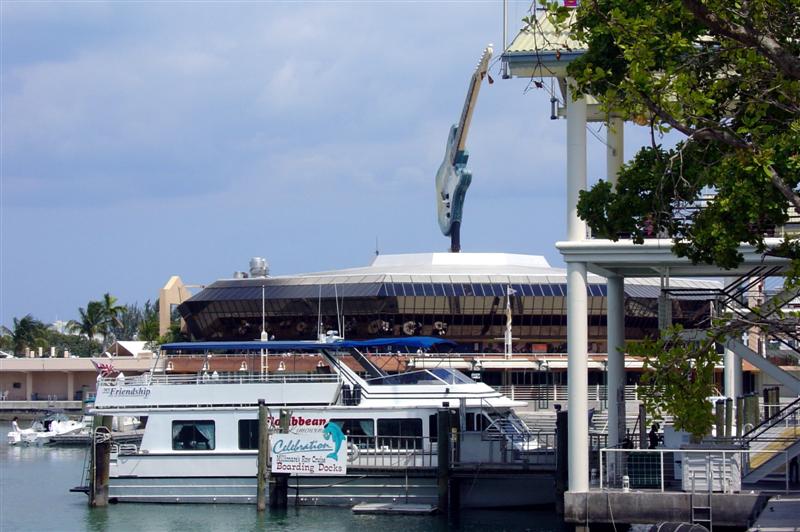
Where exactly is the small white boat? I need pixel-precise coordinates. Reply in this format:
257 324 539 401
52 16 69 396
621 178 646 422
7 415 86 446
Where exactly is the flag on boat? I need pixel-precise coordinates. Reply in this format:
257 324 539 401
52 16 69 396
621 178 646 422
91 359 116 377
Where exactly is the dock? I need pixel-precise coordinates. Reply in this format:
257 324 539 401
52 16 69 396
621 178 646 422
352 503 437 515
50 429 144 446
748 495 800 532
564 491 769 529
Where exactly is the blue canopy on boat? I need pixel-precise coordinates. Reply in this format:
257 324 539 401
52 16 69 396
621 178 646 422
160 336 457 352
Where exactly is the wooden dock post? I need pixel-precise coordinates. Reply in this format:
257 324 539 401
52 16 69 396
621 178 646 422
715 399 725 439
437 408 451 514
725 397 733 438
736 396 744 437
638 404 647 449
270 409 290 509
257 399 268 511
89 415 113 507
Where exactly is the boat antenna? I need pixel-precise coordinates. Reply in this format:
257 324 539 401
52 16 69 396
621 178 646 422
260 284 268 341
334 283 342 337
317 285 323 341
375 236 380 256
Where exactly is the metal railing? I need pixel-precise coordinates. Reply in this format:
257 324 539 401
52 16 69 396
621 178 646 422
597 447 791 494
743 397 800 443
495 384 643 404
349 436 436 469
98 372 340 387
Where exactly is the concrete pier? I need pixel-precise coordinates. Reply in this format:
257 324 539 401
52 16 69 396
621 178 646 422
748 495 800 532
564 491 769 528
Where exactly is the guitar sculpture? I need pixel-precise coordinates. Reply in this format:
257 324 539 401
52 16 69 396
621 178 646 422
435 45 492 252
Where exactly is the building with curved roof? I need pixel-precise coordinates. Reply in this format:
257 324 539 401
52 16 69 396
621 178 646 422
178 253 718 353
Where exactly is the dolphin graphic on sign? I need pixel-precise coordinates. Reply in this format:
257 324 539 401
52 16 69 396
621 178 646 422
322 422 345 460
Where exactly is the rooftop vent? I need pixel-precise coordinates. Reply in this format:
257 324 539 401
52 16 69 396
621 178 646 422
249 257 269 278
233 271 249 279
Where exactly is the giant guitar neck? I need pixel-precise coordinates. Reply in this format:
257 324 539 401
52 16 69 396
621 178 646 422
452 46 493 162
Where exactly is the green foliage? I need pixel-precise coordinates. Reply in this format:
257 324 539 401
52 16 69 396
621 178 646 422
137 301 161 344
45 330 102 358
1 314 49 355
544 0 800 274
68 301 106 342
630 326 721 441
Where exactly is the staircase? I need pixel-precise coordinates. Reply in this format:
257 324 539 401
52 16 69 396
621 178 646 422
742 397 800 483
485 410 532 441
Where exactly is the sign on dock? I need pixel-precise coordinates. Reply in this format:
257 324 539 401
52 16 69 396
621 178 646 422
270 430 347 476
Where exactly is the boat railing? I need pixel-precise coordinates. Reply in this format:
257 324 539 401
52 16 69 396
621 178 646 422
97 373 341 387
349 435 436 469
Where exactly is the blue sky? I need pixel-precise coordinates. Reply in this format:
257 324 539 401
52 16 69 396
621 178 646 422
1 1 657 327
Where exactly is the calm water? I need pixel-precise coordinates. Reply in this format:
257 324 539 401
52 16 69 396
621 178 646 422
0 422 566 532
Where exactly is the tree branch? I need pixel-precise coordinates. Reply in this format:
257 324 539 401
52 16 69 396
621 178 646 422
682 0 800 80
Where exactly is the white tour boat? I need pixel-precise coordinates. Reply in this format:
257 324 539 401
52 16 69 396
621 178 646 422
89 336 555 507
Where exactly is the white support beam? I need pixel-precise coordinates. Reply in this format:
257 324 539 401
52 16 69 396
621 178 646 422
566 83 587 242
606 118 626 450
566 80 589 493
606 275 626 448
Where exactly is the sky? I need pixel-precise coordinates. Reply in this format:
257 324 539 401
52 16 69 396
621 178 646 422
1 1 661 327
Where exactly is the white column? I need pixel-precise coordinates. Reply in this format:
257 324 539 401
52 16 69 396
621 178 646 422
566 83 588 242
568 262 589 492
724 348 742 398
607 275 626 448
606 117 624 185
66 372 75 402
723 277 742 399
566 81 589 493
26 372 33 401
606 118 626 449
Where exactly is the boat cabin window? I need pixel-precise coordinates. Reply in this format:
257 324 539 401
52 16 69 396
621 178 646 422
172 420 215 451
377 418 422 449
428 415 437 443
329 418 375 449
238 419 258 450
465 413 489 432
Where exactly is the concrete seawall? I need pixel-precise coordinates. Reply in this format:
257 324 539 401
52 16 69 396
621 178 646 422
565 491 769 528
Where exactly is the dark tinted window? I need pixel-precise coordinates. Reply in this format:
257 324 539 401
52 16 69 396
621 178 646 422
377 418 423 449
330 418 375 449
172 420 215 451
238 419 258 450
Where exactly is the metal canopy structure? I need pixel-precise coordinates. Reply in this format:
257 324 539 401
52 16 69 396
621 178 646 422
557 238 791 278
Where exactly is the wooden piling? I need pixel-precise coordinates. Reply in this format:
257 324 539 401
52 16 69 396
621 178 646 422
89 415 113 507
437 408 451 514
715 400 724 439
257 399 268 511
270 409 291 509
725 397 733 438
638 404 647 449
736 396 744 437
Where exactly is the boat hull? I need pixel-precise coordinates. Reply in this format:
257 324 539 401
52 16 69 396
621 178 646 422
108 473 553 507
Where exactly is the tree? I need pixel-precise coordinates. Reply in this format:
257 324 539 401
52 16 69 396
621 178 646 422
68 301 106 343
98 292 124 346
539 0 800 273
137 300 160 344
538 0 799 436
1 314 48 355
630 326 721 441
111 303 144 341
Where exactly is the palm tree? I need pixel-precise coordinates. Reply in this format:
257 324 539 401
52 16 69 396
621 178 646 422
99 293 124 345
137 300 161 345
68 302 106 343
3 315 48 355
